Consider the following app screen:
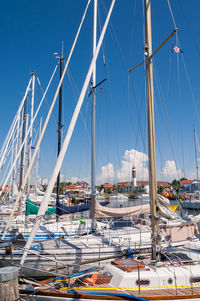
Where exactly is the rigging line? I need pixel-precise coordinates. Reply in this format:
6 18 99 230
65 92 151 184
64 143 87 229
166 40 175 107
128 0 137 67
153 61 180 180
12 244 69 268
66 68 90 180
18 263 73 279
66 68 90 139
128 74 146 176
0 65 59 197
129 73 147 153
36 76 57 128
0 124 19 175
166 0 179 53
176 51 185 178
94 10 121 183
97 2 106 66
180 53 200 125
166 0 177 31
101 0 129 72
98 2 127 183
177 0 200 58
96 4 112 180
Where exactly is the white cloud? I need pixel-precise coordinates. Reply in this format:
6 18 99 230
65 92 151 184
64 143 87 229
115 149 149 182
96 149 149 184
97 163 115 184
161 160 183 181
70 176 81 183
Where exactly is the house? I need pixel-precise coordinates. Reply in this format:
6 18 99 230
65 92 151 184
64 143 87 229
74 181 89 189
64 184 80 194
100 183 113 193
119 181 170 194
181 179 200 191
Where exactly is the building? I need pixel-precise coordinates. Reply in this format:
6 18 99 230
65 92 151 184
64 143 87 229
181 179 200 191
99 183 113 193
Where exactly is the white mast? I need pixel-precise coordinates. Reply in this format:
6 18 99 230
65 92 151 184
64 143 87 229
193 125 199 190
11 117 20 198
20 0 115 266
0 67 58 201
144 0 160 260
35 117 42 194
27 72 35 196
0 79 32 173
91 0 97 229
2 0 92 240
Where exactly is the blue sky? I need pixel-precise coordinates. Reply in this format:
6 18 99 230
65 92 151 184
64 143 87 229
1 0 200 185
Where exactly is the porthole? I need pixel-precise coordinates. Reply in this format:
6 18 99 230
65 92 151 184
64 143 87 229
190 277 200 283
168 278 173 284
136 279 150 286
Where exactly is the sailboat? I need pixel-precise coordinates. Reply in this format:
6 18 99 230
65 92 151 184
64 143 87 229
19 0 200 300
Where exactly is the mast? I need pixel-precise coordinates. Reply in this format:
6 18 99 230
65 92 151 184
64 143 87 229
35 117 42 194
27 72 35 196
11 117 20 198
19 98 27 190
91 0 97 229
144 0 160 260
19 97 27 210
193 125 199 190
20 0 115 266
56 53 64 219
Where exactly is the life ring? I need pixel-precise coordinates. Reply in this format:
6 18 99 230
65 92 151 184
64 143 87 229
30 244 40 250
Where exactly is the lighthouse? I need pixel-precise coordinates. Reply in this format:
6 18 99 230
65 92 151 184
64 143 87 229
132 165 137 186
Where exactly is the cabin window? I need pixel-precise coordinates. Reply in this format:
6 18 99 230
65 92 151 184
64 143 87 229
168 278 173 284
190 277 200 283
136 279 150 286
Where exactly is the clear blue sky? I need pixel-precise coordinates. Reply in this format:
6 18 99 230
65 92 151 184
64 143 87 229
1 0 200 185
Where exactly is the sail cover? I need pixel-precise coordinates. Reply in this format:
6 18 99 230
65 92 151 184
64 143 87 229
90 199 150 218
26 199 56 215
56 199 109 216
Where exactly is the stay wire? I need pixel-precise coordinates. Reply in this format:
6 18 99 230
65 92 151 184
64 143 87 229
177 0 200 59
98 0 123 182
153 61 180 180
176 50 185 178
180 53 200 125
166 0 178 45
66 68 90 181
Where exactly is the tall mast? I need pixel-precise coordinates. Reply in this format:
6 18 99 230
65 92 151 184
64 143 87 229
11 117 20 198
19 98 27 190
56 52 64 217
35 117 42 194
27 72 35 196
19 97 27 210
144 0 160 260
193 125 199 188
91 0 97 229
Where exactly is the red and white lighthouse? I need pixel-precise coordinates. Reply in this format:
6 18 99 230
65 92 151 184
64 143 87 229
132 165 136 186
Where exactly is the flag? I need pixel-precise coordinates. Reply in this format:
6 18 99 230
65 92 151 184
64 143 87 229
174 46 183 54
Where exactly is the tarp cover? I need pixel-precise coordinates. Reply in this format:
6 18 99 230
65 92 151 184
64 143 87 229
26 199 56 215
56 199 109 216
